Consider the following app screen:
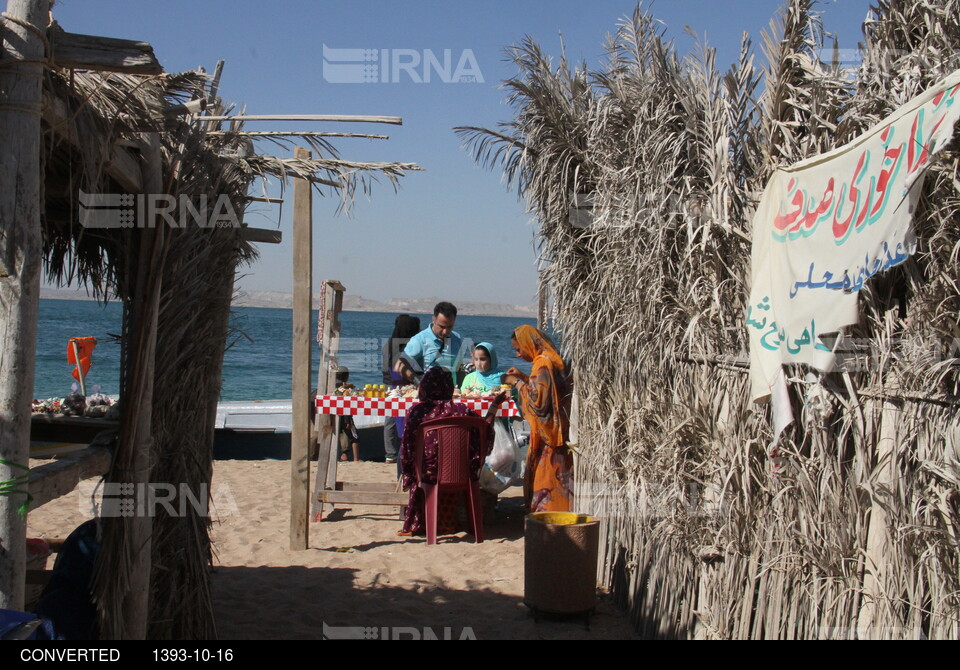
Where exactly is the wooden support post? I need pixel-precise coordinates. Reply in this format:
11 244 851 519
857 389 900 639
0 0 49 612
537 274 549 331
311 280 345 521
290 147 313 551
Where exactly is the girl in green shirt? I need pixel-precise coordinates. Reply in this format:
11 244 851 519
461 342 505 394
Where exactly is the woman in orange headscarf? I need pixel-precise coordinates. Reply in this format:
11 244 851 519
506 325 573 512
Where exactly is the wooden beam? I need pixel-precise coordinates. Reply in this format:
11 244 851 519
43 95 143 191
290 147 312 551
207 131 389 140
336 482 402 492
49 28 162 74
317 490 408 506
198 114 403 125
242 154 340 189
310 177 342 189
27 446 111 511
244 196 284 204
162 99 206 118
105 148 144 193
206 60 224 104
199 60 226 133
239 227 282 244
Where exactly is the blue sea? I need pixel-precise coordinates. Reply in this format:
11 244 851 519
34 299 538 401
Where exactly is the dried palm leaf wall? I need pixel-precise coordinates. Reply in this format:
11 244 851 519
461 0 959 639
143 82 254 640
41 68 256 638
42 66 416 638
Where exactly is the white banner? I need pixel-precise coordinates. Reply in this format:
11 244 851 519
748 69 960 435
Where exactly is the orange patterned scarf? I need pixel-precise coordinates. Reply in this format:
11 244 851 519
513 325 569 447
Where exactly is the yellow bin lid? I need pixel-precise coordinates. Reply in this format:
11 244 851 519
527 512 597 525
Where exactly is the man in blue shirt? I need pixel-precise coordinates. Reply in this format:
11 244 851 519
395 301 465 383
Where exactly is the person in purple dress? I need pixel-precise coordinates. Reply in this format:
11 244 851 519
398 367 506 536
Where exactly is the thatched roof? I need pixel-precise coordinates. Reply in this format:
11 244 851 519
41 67 419 298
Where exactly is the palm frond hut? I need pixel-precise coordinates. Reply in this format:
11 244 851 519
460 0 960 639
1 1 418 639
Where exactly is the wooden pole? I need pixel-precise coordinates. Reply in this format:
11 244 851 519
312 280 345 521
537 275 549 331
71 340 87 396
197 114 402 124
207 131 389 140
206 60 225 105
857 389 899 639
0 0 49 612
290 147 313 550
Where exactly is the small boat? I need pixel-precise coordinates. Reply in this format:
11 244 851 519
214 399 385 433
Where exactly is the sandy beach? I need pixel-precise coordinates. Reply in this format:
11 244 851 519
26 458 637 640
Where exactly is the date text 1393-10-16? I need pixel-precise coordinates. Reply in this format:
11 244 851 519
153 649 234 662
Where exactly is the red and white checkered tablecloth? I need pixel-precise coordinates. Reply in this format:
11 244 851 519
315 395 520 418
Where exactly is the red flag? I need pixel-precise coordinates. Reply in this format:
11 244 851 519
67 337 97 382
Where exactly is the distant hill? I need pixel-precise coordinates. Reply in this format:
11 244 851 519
41 288 537 318
40 288 104 302
235 291 538 318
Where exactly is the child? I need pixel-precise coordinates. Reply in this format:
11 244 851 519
460 342 505 394
461 343 523 498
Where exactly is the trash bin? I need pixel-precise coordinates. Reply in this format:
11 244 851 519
524 512 600 619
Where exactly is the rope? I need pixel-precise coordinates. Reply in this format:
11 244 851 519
1 12 50 49
0 12 53 75
0 458 34 518
0 57 47 69
0 102 43 117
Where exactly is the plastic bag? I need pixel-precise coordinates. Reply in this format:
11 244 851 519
480 419 525 495
488 420 517 473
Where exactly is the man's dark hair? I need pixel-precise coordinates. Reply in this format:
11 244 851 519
434 301 457 319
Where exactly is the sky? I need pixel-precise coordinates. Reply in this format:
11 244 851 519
50 0 873 306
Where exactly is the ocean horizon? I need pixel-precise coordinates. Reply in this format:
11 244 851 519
35 298 538 402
